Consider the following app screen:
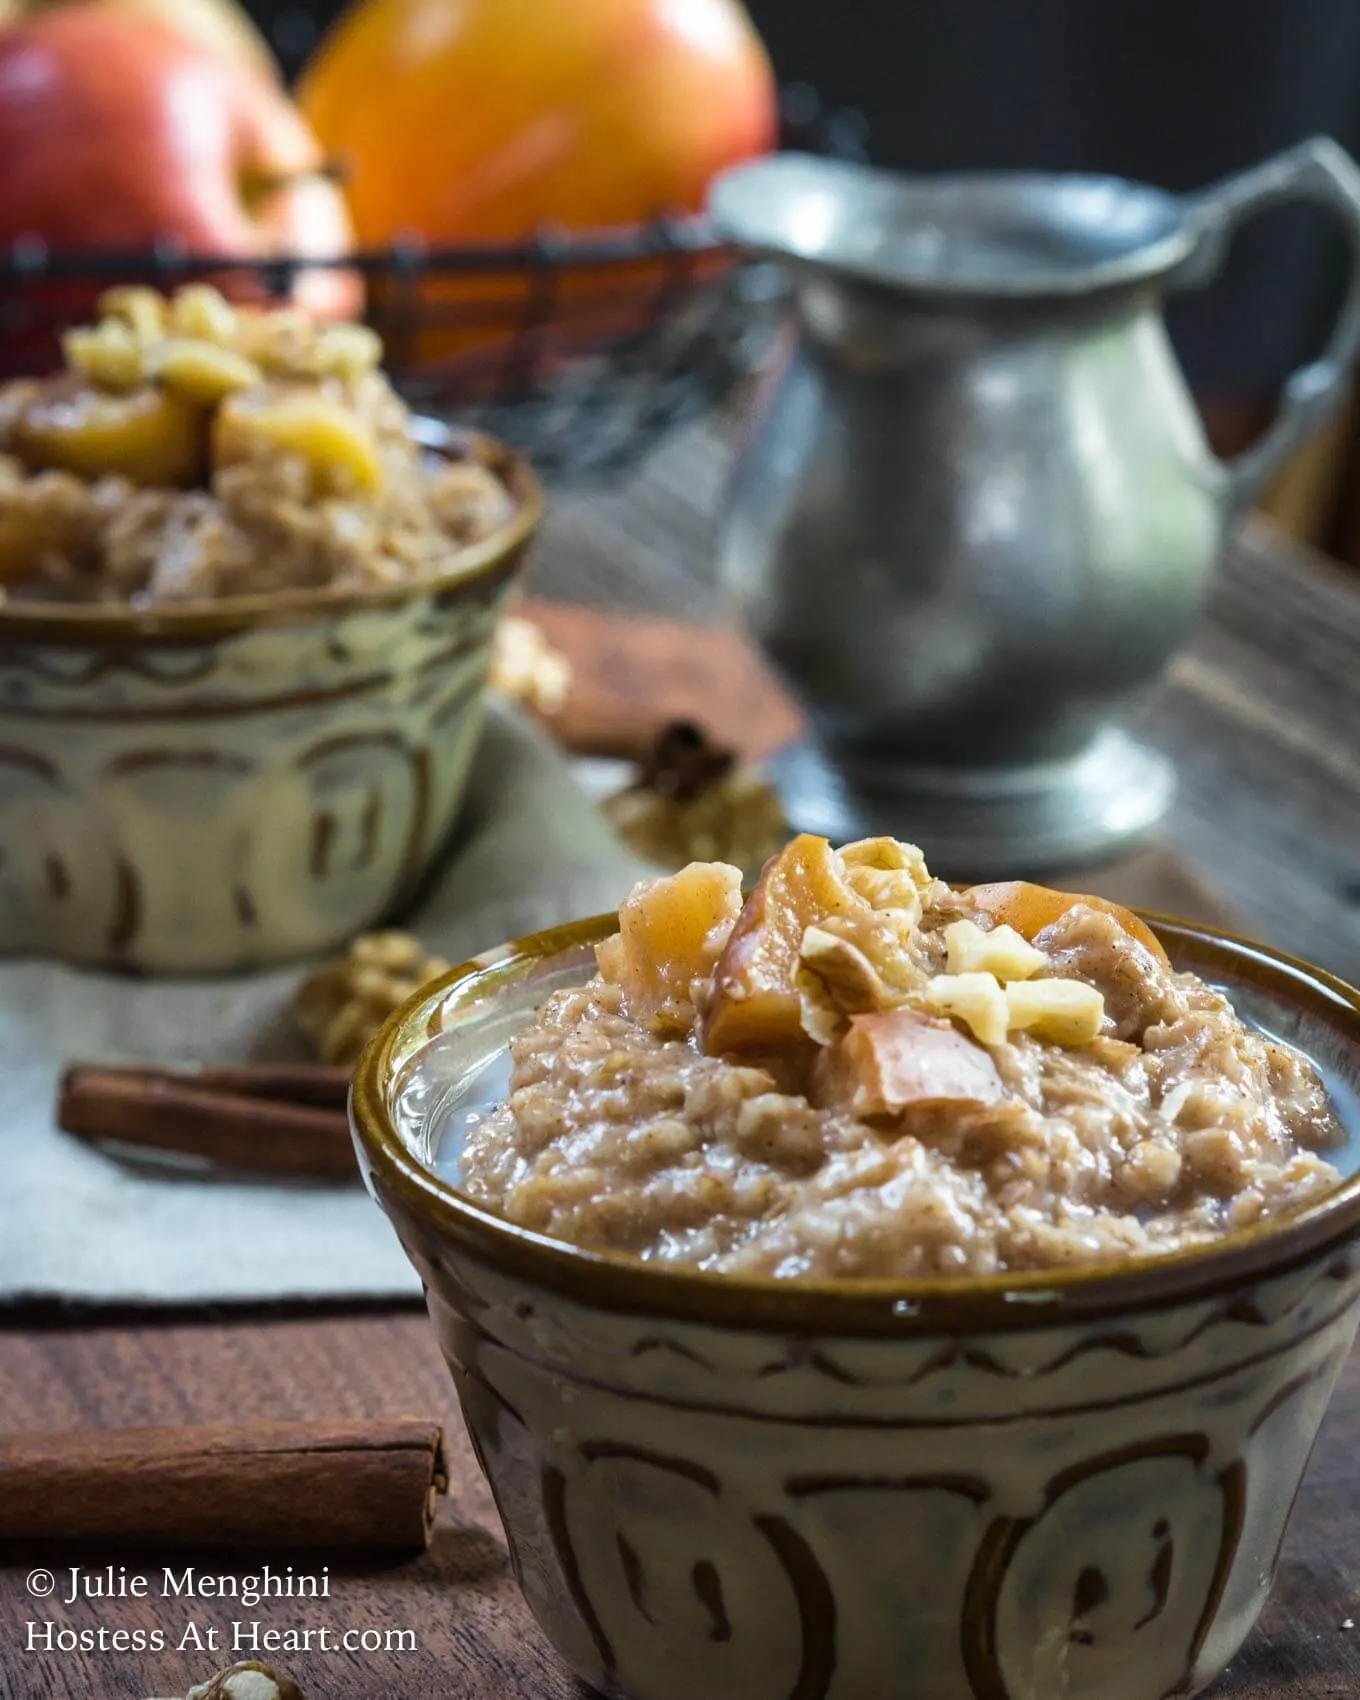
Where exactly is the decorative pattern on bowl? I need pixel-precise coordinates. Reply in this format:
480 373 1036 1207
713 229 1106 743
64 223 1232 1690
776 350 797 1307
351 916 1360 1700
0 433 539 973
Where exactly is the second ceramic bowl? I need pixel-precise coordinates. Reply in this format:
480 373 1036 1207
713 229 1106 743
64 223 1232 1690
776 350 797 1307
0 428 540 974
352 914 1360 1700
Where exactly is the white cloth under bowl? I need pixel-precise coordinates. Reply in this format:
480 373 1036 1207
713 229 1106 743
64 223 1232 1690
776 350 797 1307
0 702 647 1306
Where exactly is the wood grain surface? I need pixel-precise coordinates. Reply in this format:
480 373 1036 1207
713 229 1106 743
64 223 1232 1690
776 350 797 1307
3 419 1360 1699
1 1314 1358 1699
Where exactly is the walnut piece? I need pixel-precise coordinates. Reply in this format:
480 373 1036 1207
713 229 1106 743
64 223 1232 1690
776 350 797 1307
943 917 1046 980
100 284 171 343
489 615 573 715
916 968 1106 1048
292 930 452 1065
917 971 1011 1047
795 925 891 1045
602 721 789 881
63 320 144 390
145 339 263 405
186 1662 303 1700
145 1662 303 1700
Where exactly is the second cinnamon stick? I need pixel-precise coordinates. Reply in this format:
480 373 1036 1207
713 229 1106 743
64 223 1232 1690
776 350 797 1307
58 1067 356 1179
0 1420 447 1553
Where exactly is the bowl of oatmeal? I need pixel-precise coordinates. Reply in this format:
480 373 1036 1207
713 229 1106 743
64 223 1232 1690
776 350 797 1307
351 837 1360 1700
0 286 540 971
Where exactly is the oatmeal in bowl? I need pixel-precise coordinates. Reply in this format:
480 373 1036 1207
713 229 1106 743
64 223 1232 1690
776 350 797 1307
451 837 1345 1278
351 841 1360 1700
0 288 539 971
0 284 518 606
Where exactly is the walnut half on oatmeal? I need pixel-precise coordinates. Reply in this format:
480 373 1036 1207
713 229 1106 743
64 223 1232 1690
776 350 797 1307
456 836 1345 1280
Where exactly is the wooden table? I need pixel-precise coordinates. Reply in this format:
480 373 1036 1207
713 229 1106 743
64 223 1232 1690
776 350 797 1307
3 423 1360 1700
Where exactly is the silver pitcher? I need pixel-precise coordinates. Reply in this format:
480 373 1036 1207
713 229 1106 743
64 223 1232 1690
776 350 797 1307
710 139 1360 873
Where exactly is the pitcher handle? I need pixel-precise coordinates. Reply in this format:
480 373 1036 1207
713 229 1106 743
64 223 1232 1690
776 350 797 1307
1178 135 1360 513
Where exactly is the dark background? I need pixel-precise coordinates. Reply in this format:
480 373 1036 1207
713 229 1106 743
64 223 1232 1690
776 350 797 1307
250 0 1360 399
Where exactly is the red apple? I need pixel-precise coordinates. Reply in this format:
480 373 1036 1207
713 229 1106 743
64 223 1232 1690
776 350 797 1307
0 0 280 86
0 4 357 336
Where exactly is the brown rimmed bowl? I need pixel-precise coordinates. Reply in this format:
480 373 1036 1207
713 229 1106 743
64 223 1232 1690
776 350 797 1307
0 426 540 973
351 913 1360 1700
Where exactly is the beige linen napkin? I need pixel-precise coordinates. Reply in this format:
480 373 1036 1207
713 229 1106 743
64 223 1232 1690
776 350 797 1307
0 702 648 1305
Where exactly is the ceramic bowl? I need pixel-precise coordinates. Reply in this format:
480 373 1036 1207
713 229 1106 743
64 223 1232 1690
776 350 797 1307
0 428 540 974
351 914 1360 1700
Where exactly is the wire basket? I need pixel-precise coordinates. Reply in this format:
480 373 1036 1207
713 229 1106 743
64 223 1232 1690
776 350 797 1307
0 89 866 484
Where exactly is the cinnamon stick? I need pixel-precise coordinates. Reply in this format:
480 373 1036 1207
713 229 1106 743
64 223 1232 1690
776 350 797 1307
80 1061 353 1110
58 1067 356 1179
0 1420 447 1553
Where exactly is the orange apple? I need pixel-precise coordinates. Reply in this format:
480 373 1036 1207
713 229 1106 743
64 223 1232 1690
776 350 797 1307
966 882 1170 967
703 835 858 1056
0 5 357 348
297 0 775 366
299 0 776 244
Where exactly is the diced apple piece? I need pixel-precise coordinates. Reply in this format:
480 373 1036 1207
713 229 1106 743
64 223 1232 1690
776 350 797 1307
12 379 204 487
313 323 384 380
703 834 859 1055
944 917 1047 981
0 471 102 583
0 507 45 583
98 286 170 344
967 880 1169 967
167 284 239 344
816 1009 1006 1118
1005 979 1106 1046
596 861 743 1033
62 321 143 391
146 339 262 405
213 388 384 495
917 972 1009 1047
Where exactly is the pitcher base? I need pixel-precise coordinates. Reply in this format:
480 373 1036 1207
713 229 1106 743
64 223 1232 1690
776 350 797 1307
766 728 1175 880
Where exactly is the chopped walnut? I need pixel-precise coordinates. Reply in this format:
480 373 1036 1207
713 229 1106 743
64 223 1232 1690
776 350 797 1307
292 930 452 1065
915 968 1106 1048
87 284 383 393
944 917 1047 981
1004 976 1106 1045
489 615 573 715
839 835 933 924
459 835 1344 1280
795 925 891 1044
916 971 1011 1047
145 1663 304 1700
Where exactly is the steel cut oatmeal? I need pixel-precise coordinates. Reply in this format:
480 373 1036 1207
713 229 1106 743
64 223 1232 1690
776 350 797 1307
459 836 1344 1278
0 285 515 603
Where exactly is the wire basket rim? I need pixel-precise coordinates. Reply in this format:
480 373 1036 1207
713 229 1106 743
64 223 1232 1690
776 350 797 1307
0 213 732 279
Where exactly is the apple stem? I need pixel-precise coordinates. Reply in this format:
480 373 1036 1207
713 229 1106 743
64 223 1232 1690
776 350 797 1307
244 158 350 215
